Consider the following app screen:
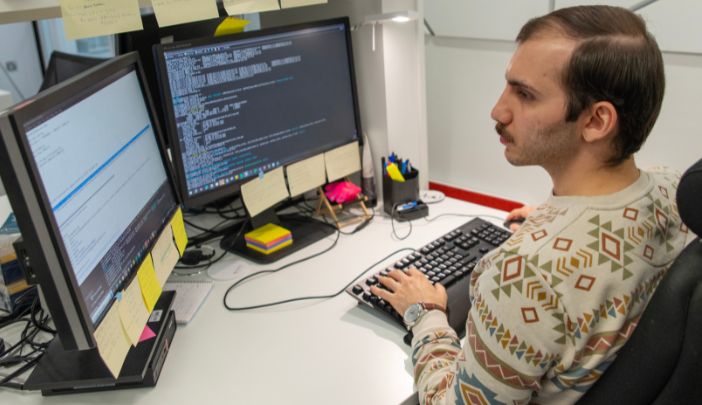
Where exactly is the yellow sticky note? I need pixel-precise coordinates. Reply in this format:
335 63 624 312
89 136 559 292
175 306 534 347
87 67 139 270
152 225 180 287
324 142 361 182
118 279 150 346
151 0 219 28
281 0 327 8
285 153 326 197
240 167 290 218
214 17 250 36
170 207 188 256
94 302 132 379
223 0 279 15
60 0 143 40
137 254 161 312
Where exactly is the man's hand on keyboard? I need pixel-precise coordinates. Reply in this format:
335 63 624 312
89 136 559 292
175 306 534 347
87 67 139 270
371 267 448 317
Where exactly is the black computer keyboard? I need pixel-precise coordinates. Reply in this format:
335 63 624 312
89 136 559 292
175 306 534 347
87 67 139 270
346 218 511 337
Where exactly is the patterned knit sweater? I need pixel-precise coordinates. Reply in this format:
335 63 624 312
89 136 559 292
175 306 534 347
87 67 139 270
410 168 688 404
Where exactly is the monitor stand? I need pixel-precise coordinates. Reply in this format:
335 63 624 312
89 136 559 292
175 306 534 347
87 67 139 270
220 208 335 264
25 291 177 396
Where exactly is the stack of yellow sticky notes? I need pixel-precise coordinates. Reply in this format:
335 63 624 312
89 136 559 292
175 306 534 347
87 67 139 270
245 223 293 255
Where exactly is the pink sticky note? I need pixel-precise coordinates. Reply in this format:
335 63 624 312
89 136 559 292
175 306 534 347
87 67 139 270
139 325 156 342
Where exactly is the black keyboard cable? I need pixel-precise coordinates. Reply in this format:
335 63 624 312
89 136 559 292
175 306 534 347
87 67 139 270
222 217 414 310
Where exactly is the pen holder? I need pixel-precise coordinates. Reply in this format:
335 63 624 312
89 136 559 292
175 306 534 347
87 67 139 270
383 169 419 216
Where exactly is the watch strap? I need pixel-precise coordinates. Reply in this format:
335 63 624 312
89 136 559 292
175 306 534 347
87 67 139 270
420 302 446 314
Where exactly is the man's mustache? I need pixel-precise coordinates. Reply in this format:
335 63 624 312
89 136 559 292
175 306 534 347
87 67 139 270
495 122 513 142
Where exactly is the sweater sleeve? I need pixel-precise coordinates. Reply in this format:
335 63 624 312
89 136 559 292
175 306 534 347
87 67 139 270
411 249 568 405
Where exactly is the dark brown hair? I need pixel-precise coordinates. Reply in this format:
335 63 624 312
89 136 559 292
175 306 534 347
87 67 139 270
517 6 665 166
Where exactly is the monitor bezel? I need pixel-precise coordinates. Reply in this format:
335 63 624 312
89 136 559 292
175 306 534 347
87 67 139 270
0 52 179 350
154 16 363 209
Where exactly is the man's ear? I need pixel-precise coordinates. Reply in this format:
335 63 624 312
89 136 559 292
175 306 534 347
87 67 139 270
581 101 617 143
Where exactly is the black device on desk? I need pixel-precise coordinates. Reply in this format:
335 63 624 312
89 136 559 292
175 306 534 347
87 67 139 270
153 17 363 263
0 53 179 394
347 218 511 340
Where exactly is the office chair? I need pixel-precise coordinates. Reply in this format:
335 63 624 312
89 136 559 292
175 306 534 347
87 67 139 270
578 158 702 404
39 51 106 92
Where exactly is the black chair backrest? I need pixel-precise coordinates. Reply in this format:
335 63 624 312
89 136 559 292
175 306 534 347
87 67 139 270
39 51 106 92
578 159 702 404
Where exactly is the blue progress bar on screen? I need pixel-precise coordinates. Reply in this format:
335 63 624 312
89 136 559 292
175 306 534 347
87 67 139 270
52 124 151 212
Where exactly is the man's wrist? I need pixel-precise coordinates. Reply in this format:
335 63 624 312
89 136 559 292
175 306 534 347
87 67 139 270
403 302 447 330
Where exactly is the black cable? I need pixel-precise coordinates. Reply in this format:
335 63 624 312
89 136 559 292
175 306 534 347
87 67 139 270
224 221 341 310
223 246 414 311
0 355 41 389
30 298 55 334
423 212 505 224
390 202 413 240
175 248 228 271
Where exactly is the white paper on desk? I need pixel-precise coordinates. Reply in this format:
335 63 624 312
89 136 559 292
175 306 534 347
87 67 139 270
224 0 280 14
163 281 214 324
94 302 132 378
240 167 289 217
281 0 327 8
151 225 180 287
285 154 326 197
324 141 361 182
60 0 143 40
151 0 219 27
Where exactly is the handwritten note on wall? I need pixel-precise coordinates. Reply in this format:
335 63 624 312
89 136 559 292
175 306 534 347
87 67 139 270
151 0 219 28
224 0 280 15
281 0 327 9
60 0 142 40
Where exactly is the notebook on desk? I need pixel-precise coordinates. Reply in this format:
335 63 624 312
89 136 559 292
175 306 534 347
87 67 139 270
163 280 214 324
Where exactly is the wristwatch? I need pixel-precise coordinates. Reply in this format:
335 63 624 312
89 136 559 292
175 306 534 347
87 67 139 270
402 302 447 330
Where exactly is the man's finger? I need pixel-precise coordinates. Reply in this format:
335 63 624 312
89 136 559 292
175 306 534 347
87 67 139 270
387 269 408 281
378 275 399 291
370 285 391 301
407 267 424 277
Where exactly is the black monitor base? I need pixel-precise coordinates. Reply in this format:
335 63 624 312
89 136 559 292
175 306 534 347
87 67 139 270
220 213 335 264
25 291 177 396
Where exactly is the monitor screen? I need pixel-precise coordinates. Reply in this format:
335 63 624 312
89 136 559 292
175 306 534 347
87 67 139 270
115 10 228 147
0 53 178 349
155 17 361 208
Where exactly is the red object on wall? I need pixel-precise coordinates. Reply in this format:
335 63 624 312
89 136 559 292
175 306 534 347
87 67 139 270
428 181 523 212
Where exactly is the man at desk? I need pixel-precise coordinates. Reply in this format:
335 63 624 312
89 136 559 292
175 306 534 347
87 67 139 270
371 5 687 404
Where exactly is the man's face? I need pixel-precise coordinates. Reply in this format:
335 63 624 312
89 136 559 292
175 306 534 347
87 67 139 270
491 35 581 169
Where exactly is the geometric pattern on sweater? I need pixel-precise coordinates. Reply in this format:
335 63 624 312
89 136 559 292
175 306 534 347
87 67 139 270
473 293 560 370
410 168 687 405
468 315 543 390
452 367 503 405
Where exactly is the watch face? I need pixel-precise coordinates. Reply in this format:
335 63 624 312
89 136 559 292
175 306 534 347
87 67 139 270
403 303 423 326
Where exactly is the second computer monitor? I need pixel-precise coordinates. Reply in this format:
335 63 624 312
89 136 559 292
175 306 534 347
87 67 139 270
154 17 362 209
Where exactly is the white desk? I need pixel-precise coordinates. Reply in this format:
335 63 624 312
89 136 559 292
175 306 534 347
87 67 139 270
6 197 507 405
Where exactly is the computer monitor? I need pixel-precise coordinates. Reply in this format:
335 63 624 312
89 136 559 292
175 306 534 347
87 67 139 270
0 53 178 352
154 17 362 262
115 9 228 146
39 51 107 92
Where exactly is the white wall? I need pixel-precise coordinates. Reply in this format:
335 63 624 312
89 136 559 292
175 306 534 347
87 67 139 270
0 22 43 102
425 3 702 206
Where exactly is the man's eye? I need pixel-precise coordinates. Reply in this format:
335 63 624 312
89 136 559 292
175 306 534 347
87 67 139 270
517 89 532 100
